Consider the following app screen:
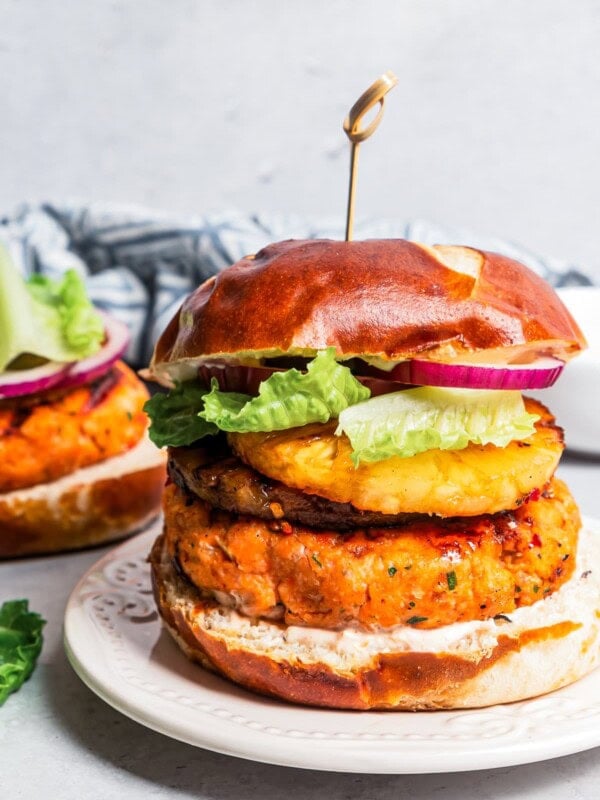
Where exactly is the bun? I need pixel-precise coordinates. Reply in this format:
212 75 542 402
150 524 600 710
150 240 585 380
0 433 166 557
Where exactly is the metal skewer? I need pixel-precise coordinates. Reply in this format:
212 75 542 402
343 70 398 241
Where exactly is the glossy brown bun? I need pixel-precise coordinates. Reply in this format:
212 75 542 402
150 526 600 710
149 239 586 382
0 433 166 558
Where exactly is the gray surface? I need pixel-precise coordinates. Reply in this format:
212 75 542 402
2 0 600 279
1 453 600 798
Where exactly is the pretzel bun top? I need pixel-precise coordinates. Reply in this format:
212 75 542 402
149 239 585 382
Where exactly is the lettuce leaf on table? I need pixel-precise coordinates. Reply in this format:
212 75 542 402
0 246 104 372
0 600 45 706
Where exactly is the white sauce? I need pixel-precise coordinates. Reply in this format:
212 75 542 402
198 524 600 669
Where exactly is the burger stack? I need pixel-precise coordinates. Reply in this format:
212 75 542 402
145 239 600 709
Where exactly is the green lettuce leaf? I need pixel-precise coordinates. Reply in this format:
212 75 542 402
336 386 540 464
144 382 218 447
0 246 104 371
0 600 45 706
200 348 370 433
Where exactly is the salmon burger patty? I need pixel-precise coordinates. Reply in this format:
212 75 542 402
0 361 149 492
164 477 579 631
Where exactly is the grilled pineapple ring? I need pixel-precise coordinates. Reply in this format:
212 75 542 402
228 398 563 518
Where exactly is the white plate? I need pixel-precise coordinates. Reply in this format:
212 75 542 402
64 520 600 774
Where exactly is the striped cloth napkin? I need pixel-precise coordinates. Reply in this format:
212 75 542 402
0 202 592 367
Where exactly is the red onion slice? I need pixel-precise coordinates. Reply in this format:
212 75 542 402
56 312 130 392
354 375 413 396
384 357 565 390
198 363 282 395
198 355 564 396
0 361 70 399
0 312 130 400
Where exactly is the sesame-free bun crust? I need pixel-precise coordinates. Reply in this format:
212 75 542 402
150 526 600 710
150 240 585 377
0 433 166 558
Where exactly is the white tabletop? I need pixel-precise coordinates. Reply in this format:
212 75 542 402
2 453 600 799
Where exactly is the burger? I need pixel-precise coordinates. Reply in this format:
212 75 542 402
0 248 166 558
145 238 600 710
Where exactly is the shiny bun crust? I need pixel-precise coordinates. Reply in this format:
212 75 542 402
151 239 585 372
150 529 600 710
0 434 166 558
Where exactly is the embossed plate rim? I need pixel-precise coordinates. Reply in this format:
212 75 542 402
64 518 600 774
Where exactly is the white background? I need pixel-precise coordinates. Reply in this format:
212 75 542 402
2 0 600 277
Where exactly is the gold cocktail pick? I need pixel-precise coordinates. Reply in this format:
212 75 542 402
343 70 398 241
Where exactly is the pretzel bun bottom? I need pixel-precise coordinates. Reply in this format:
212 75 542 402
150 524 600 710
